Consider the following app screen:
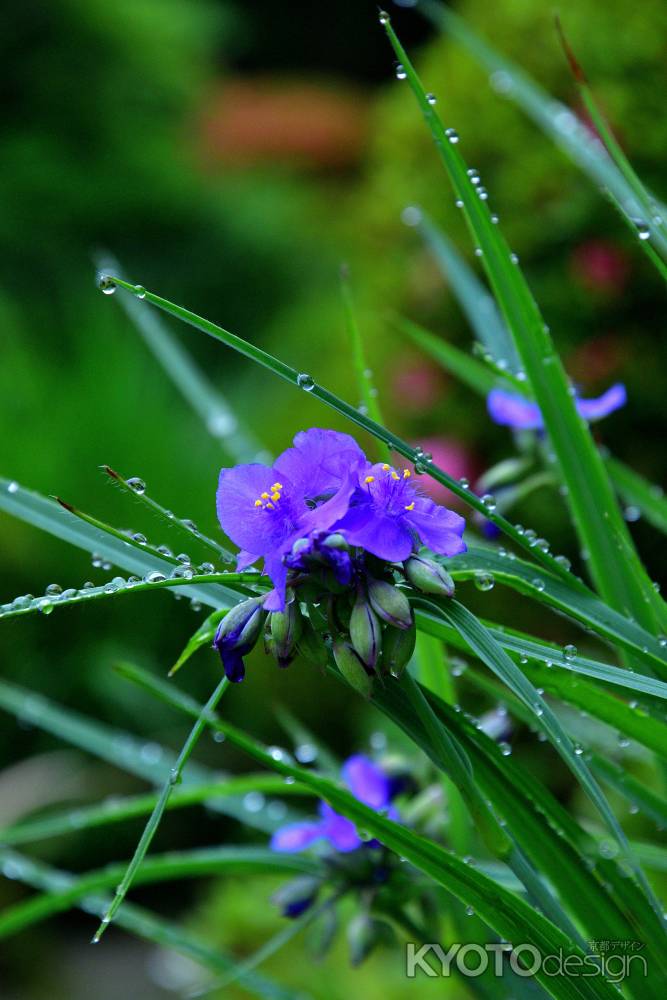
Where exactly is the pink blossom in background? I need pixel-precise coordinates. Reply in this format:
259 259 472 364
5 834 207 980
400 437 478 509
391 358 445 413
571 240 629 295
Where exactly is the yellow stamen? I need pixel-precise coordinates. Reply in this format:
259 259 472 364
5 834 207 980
405 502 415 511
261 492 270 500
391 471 400 480
254 499 263 508
271 492 281 501
403 468 411 478
381 463 390 471
364 475 375 484
271 482 283 490
266 502 274 510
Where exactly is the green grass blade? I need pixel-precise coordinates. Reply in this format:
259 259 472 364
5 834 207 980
605 457 667 536
380 13 666 634
93 674 230 941
397 315 498 397
420 1 667 261
98 255 267 462
432 598 665 924
0 850 300 1000
591 757 667 828
0 776 309 847
0 678 297 834
113 663 620 1000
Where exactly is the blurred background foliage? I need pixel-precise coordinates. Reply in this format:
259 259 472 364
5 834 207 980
1 0 665 996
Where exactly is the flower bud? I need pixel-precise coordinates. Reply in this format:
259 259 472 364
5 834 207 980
347 913 391 966
213 597 265 682
382 622 417 678
367 577 412 629
404 555 455 597
270 599 303 666
349 596 382 669
333 640 373 698
296 619 329 669
271 875 321 918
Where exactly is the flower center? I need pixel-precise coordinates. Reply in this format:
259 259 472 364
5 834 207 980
364 465 416 515
253 482 284 511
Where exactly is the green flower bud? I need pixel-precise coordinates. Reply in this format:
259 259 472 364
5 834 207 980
270 599 303 665
215 597 265 651
333 640 373 698
382 622 417 678
349 595 382 669
347 913 392 967
322 532 349 549
367 577 413 629
271 876 321 918
404 555 455 597
296 619 329 669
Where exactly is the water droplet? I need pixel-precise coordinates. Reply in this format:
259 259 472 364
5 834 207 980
378 9 390 25
554 555 571 571
659 636 667 648
532 578 545 593
176 553 192 565
38 599 54 615
7 481 19 494
499 741 512 757
445 127 459 144
481 493 496 512
475 572 495 592
617 733 630 749
131 533 147 545
295 743 317 764
395 63 407 81
170 565 194 580
212 730 225 743
466 168 480 186
169 768 182 786
297 373 315 391
426 92 437 106
133 285 146 299
144 571 166 584
563 644 577 662
489 70 513 95
126 477 146 495
103 582 117 595
474 247 483 257
199 562 215 574
533 705 544 717
45 584 62 597
574 743 584 756
401 205 422 227
459 477 469 489
490 214 499 224
465 905 475 917
244 791 266 813
455 198 464 208
624 505 641 523
535 537 550 553
632 219 650 241
97 274 116 295
510 252 519 265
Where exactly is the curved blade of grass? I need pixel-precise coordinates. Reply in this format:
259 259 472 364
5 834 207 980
0 478 237 611
397 315 498 397
0 678 297 834
430 597 665 924
113 663 620 1000
97 254 267 462
0 776 310 847
0 850 300 1000
0 846 319 939
414 212 521 372
442 546 667 676
591 757 667 829
339 266 390 461
419 1 667 261
605 457 667 536
93 674 230 941
102 464 234 563
381 14 666 635
96 278 591 589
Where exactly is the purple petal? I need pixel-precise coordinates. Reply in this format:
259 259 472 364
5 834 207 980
270 821 324 853
274 428 366 501
342 755 391 809
216 464 295 554
221 650 246 683
262 555 288 612
487 390 542 430
576 383 626 422
407 499 467 557
236 549 258 572
334 505 414 562
318 802 362 853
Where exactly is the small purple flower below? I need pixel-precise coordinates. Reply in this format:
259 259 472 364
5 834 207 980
271 754 398 855
487 383 626 431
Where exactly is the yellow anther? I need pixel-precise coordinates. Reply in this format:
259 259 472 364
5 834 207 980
364 475 375 484
271 492 281 501
261 492 270 500
381 464 390 471
254 499 263 508
404 502 415 511
266 502 275 510
391 471 400 480
403 468 411 478
271 482 283 490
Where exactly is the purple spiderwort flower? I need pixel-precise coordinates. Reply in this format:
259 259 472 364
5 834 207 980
487 383 626 431
271 754 398 855
284 531 354 587
333 462 466 563
216 429 365 611
212 597 265 683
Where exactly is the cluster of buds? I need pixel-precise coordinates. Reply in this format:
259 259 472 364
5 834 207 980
213 531 456 687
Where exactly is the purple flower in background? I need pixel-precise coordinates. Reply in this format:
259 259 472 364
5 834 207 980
333 463 466 563
271 754 398 855
487 384 626 431
216 428 365 610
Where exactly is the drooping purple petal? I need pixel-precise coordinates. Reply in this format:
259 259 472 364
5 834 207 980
318 802 362 853
236 549 258 572
408 499 467 557
221 650 246 683
270 821 324 853
335 505 414 562
262 554 289 612
575 383 627 421
342 755 392 810
487 390 543 430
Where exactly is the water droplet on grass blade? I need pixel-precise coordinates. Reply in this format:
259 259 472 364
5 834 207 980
126 477 146 494
297 373 315 391
481 493 496 512
133 285 146 299
401 205 422 226
475 572 494 592
445 128 459 143
426 93 437 105
395 63 407 80
97 274 116 295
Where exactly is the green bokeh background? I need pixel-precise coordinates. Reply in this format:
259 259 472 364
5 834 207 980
1 0 665 996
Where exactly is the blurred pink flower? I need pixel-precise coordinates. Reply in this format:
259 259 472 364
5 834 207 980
402 437 477 509
571 240 629 294
391 359 445 413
